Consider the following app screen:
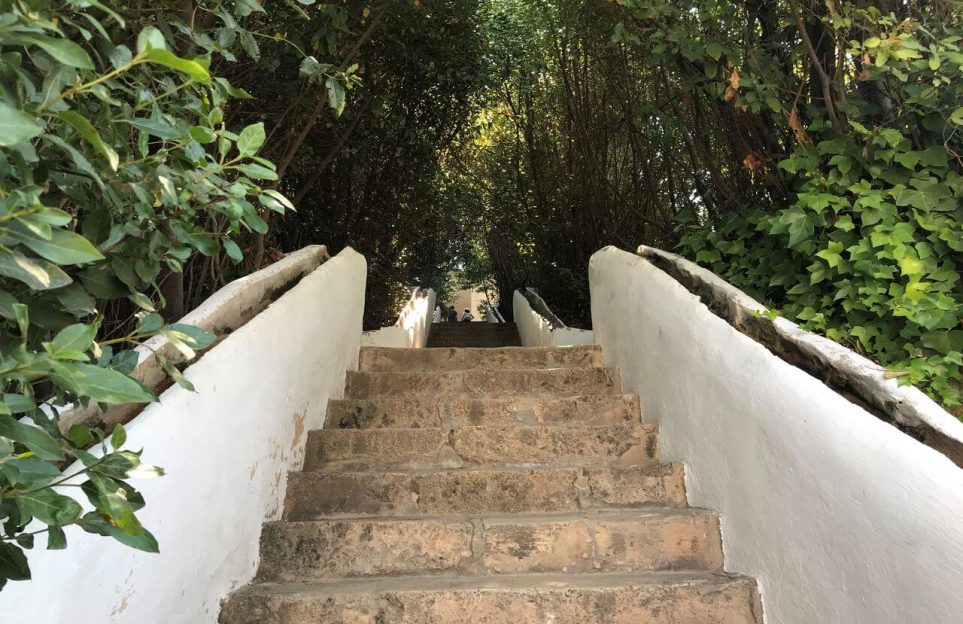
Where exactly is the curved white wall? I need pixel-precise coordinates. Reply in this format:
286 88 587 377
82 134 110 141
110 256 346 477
59 245 331 432
513 290 593 347
361 288 436 348
1 247 367 623
589 246 963 624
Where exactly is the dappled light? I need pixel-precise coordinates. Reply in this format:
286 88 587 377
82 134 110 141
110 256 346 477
0 0 961 600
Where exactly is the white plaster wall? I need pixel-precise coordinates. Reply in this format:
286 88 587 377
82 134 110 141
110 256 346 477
360 326 410 348
59 245 331 431
589 246 963 624
361 288 436 348
1 247 367 624
514 290 593 347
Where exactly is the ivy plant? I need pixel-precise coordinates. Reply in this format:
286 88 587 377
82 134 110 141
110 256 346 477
662 5 963 411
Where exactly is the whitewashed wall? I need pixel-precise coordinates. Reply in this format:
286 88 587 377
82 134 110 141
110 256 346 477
1 247 367 624
513 290 593 347
361 288 436 348
60 245 331 432
589 246 963 624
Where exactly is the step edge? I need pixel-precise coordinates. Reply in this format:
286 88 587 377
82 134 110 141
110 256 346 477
307 422 658 435
290 461 684 478
225 570 755 598
263 507 718 528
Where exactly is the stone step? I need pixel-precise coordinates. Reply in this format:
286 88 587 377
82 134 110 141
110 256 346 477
324 394 641 429
284 464 686 520
426 323 522 348
219 572 761 624
358 345 603 372
256 509 722 582
302 424 658 471
344 367 621 399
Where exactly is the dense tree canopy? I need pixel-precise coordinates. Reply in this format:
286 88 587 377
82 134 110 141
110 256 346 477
0 0 960 591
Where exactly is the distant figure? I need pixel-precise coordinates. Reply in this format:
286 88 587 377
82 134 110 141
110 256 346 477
432 305 442 323
461 308 474 322
447 305 457 322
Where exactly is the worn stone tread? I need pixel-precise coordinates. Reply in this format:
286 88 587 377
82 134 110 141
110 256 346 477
324 394 641 429
359 345 603 372
220 344 762 624
425 323 522 348
284 463 687 519
302 423 658 471
345 367 622 399
220 572 761 624
256 508 722 581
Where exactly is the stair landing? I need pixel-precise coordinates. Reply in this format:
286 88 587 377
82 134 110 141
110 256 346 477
219 345 762 624
425 322 521 348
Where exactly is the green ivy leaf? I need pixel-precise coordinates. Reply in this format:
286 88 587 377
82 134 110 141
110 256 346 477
162 323 216 350
6 32 94 69
143 48 211 83
0 543 30 582
1 457 62 487
325 78 346 117
57 111 119 171
50 362 155 405
136 26 167 53
0 416 64 461
0 248 73 290
5 229 104 266
16 490 83 526
46 526 67 550
125 117 184 140
50 323 97 353
110 424 127 450
222 239 243 263
898 256 925 276
236 122 266 156
233 163 278 180
0 103 43 147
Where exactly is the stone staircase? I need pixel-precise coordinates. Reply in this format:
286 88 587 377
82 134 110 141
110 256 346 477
425 321 522 348
219 345 762 623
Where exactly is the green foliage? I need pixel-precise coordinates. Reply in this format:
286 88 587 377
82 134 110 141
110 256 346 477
452 0 960 413
0 0 300 588
629 2 963 411
267 0 492 328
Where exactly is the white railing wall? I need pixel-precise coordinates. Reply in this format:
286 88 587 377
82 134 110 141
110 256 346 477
486 303 506 323
1 247 368 624
589 246 963 624
513 289 593 347
59 245 332 432
360 287 436 348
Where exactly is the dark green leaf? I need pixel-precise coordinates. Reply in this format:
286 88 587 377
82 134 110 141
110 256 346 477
0 416 64 461
51 323 96 353
16 490 83 526
0 103 43 147
0 248 72 290
0 543 30 581
6 32 93 69
46 526 66 550
5 228 104 266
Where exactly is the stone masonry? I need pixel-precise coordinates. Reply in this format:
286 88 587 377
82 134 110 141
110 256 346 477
219 339 762 623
